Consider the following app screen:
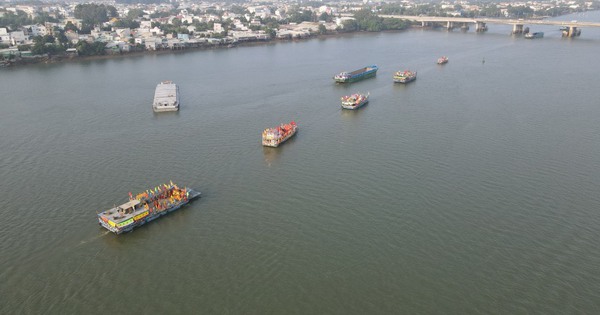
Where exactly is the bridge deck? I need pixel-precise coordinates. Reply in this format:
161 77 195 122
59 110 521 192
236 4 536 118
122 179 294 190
379 15 600 27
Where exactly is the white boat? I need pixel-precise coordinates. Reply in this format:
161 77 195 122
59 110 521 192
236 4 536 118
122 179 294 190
341 93 369 110
153 81 179 112
525 32 544 39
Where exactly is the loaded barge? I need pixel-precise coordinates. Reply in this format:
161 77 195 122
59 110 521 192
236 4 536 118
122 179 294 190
98 182 201 234
153 81 180 112
333 65 378 83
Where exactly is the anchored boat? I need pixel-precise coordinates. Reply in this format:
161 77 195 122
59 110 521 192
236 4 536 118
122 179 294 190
153 81 179 112
333 65 378 83
393 70 417 83
437 56 449 65
525 32 544 39
341 93 369 110
97 182 201 234
262 121 298 147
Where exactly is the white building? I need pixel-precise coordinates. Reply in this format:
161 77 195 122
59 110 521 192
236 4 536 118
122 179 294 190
140 21 152 29
115 28 131 40
29 24 48 37
0 28 10 44
9 31 27 45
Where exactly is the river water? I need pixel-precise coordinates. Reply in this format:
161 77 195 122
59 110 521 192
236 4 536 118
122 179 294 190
1 12 600 314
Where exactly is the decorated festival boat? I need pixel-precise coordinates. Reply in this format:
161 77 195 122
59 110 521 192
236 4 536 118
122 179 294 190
393 70 417 83
341 93 369 110
97 182 201 234
262 121 298 147
333 65 378 83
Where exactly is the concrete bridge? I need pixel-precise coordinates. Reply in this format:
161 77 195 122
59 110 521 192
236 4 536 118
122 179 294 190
379 15 600 37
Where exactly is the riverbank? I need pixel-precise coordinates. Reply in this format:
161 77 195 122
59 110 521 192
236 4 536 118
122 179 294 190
0 29 411 69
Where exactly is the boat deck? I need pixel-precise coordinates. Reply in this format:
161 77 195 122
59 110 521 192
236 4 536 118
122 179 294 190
153 82 178 107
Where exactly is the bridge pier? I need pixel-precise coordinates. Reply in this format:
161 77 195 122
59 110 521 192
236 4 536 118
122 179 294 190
475 22 487 32
563 26 581 37
512 24 524 34
376 15 598 38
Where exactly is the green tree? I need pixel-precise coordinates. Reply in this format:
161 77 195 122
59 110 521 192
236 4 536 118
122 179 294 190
379 4 404 15
288 8 314 23
76 40 107 56
318 12 330 22
0 10 32 29
354 9 384 32
64 21 79 32
114 19 140 29
265 28 276 39
33 12 60 24
107 6 117 18
56 32 69 46
127 9 145 19
42 35 55 44
229 5 247 15
341 19 358 32
507 5 534 18
382 18 409 30
318 23 327 35
74 4 115 25
172 18 182 27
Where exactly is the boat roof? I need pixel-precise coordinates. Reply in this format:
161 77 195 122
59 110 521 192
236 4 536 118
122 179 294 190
119 199 140 210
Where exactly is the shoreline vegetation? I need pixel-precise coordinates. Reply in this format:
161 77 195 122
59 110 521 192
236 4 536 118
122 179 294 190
0 28 414 68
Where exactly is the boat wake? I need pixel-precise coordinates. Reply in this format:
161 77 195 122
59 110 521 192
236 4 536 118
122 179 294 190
78 230 111 246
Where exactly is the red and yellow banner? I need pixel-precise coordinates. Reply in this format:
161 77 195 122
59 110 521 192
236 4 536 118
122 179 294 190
134 211 149 221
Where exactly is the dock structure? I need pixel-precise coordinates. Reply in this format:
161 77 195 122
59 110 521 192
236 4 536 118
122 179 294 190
379 15 600 37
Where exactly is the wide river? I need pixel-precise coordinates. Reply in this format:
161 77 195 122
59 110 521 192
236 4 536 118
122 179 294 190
2 11 600 314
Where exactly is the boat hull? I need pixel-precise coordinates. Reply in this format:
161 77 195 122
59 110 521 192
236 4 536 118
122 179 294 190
152 105 179 112
98 189 201 234
335 71 377 83
341 99 369 110
393 76 416 84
